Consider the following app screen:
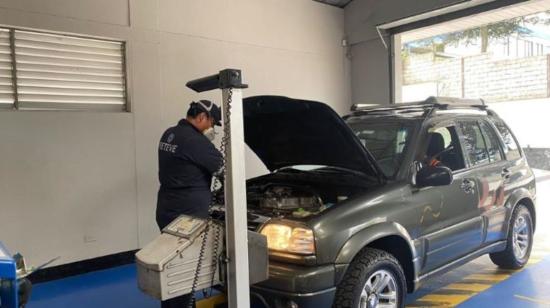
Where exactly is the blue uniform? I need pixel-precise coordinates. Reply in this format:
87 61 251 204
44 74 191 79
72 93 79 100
156 119 223 230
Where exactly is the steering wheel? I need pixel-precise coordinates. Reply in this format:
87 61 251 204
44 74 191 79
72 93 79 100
433 144 454 160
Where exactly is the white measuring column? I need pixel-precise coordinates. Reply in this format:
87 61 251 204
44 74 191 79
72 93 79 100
222 87 251 308
185 69 251 307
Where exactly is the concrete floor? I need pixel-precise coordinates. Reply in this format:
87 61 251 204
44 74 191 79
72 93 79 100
27 170 550 308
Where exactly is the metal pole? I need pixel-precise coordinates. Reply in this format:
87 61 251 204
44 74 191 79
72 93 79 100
222 88 250 308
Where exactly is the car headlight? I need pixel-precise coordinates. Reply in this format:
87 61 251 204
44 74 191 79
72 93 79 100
260 223 315 255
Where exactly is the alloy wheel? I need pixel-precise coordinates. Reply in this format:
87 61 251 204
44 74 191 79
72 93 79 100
359 269 398 308
512 213 530 261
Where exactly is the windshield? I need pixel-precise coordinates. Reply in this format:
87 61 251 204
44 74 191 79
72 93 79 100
346 120 413 178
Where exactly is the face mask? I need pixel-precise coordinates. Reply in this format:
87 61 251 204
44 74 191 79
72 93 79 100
203 127 216 141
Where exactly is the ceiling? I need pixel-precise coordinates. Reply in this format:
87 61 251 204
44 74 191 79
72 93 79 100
313 0 353 8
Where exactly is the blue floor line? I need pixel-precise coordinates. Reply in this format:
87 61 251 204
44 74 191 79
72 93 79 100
27 256 550 307
458 256 550 308
28 264 213 308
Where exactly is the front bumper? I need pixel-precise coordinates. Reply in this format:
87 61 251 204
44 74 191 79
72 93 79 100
251 285 336 308
251 261 339 308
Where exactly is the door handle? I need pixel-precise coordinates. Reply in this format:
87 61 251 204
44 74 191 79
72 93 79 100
461 179 475 194
501 168 511 180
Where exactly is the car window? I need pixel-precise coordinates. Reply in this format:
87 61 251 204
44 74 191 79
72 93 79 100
458 121 490 167
426 125 465 171
479 121 503 163
347 121 412 178
488 117 522 161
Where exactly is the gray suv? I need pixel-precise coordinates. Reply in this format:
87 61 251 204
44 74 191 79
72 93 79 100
237 96 536 308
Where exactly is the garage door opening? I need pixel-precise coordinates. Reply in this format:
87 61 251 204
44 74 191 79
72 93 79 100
393 0 550 171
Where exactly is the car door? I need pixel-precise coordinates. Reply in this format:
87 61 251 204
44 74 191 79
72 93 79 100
409 121 483 274
487 116 533 241
474 120 509 243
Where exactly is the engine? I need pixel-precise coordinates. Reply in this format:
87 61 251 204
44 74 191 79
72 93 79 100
259 186 322 211
214 171 365 223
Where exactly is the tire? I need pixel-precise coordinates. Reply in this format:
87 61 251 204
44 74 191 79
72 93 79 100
490 204 533 269
333 248 406 308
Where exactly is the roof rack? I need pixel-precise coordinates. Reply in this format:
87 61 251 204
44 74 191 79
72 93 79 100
350 96 487 116
425 96 485 106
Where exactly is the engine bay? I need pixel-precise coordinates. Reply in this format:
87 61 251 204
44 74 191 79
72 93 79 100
213 169 373 227
248 184 330 218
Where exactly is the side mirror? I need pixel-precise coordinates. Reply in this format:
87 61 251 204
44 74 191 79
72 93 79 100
415 166 453 188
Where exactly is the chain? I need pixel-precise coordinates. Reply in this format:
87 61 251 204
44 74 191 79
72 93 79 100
188 88 233 307
210 87 232 289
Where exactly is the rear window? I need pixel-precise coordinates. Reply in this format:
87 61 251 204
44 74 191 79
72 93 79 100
458 121 490 167
479 121 503 163
488 117 522 161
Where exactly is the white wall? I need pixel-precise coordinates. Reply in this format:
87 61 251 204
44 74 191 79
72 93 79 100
0 0 349 266
488 99 550 149
344 0 466 104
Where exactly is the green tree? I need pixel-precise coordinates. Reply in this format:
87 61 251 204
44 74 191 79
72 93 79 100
446 16 534 52
406 12 550 54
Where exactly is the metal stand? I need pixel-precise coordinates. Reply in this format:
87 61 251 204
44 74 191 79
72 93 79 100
186 69 250 308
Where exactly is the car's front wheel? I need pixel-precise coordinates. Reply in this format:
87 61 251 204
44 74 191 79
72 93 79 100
333 248 406 308
490 204 533 269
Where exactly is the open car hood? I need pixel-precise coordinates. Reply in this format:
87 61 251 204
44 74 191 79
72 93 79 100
243 96 383 180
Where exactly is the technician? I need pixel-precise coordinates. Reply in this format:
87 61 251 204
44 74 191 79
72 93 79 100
156 100 223 308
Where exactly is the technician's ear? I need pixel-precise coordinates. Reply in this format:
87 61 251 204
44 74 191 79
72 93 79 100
198 112 207 123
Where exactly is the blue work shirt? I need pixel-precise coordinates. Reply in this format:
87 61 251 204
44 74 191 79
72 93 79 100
156 119 223 229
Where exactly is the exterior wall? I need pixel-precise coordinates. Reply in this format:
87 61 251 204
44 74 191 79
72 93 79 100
403 53 549 102
488 99 550 149
464 54 548 102
489 99 550 170
402 53 462 98
0 0 349 266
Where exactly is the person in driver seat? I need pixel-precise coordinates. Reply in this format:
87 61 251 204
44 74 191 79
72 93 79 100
426 132 446 167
